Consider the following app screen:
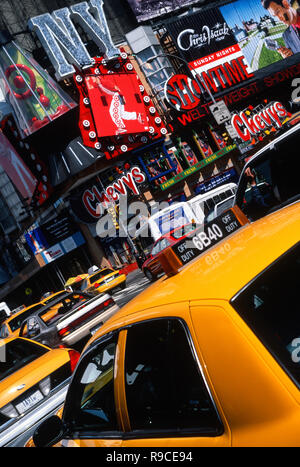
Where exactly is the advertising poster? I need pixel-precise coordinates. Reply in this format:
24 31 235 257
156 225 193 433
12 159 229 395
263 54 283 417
85 74 149 138
126 0 197 22
166 7 253 91
180 141 199 166
0 42 75 138
193 132 214 159
220 0 300 72
210 129 227 149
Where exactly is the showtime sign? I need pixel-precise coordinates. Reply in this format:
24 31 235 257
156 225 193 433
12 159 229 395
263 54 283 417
165 56 253 112
231 102 289 142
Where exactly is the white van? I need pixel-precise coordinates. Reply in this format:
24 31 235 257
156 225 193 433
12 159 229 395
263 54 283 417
188 183 237 225
134 202 197 245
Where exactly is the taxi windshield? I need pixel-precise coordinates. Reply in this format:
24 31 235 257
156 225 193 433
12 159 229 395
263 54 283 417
8 304 44 332
0 339 48 382
90 270 114 284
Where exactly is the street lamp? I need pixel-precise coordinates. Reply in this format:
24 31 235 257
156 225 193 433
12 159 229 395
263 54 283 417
145 52 217 104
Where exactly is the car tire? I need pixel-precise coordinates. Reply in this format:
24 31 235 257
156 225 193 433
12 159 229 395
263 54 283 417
120 282 126 290
144 268 157 282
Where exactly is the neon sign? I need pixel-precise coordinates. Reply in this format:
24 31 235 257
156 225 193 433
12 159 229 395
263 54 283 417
82 167 146 218
231 102 288 142
28 0 119 80
165 56 253 112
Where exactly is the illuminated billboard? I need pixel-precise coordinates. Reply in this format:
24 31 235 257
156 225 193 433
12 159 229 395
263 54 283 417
166 8 253 94
219 0 300 72
126 0 198 22
85 74 149 138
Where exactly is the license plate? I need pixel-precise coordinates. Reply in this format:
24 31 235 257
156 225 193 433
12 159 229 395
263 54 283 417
15 390 44 415
105 277 114 283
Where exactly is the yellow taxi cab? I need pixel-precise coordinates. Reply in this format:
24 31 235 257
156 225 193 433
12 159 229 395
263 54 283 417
29 202 300 447
0 336 80 446
80 267 127 295
0 302 45 339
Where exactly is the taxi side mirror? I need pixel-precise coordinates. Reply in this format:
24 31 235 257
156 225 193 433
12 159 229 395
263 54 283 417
33 415 65 447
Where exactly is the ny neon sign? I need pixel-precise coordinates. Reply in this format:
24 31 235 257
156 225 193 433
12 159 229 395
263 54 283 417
28 0 119 80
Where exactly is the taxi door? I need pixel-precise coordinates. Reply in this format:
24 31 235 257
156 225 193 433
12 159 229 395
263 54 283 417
118 305 230 447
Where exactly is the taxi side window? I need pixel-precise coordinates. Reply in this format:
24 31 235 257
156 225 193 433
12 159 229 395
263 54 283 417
124 318 223 436
63 333 120 434
231 241 300 388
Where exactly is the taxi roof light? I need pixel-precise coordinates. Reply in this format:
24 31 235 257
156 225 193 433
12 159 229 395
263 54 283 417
157 206 249 278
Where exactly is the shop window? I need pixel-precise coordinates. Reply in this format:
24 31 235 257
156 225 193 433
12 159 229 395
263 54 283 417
193 131 214 159
138 146 177 184
124 318 222 436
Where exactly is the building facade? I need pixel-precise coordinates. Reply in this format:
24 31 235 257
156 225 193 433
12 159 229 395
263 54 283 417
0 0 298 307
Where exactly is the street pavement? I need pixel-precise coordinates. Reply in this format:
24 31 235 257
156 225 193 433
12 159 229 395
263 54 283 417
112 267 152 308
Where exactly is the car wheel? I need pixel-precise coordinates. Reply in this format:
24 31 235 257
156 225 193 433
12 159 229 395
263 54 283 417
144 268 157 282
120 282 126 290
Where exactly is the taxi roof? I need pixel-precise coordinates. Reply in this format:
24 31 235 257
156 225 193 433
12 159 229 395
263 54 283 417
4 302 44 325
107 202 300 321
88 267 116 278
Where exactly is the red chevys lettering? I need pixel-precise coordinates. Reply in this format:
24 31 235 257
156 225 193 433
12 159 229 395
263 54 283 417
231 101 288 142
82 167 146 218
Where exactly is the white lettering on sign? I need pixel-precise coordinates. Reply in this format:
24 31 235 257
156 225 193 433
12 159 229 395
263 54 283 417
177 23 230 51
28 0 118 80
231 101 288 142
82 167 146 218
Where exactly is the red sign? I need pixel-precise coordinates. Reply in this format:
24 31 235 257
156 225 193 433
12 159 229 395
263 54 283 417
82 167 146 218
86 74 149 137
165 56 254 112
74 54 167 159
0 130 37 202
231 102 289 142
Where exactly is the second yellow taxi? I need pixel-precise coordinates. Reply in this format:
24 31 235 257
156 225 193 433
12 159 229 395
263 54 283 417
80 267 127 295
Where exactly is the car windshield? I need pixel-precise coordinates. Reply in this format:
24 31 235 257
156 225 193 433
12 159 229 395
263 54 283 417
90 270 114 284
0 339 48 382
171 224 197 239
231 242 300 388
42 291 66 305
39 293 89 326
236 135 300 221
8 304 44 332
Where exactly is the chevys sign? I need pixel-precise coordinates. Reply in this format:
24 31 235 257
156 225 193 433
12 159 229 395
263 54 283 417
231 102 289 142
82 167 146 219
